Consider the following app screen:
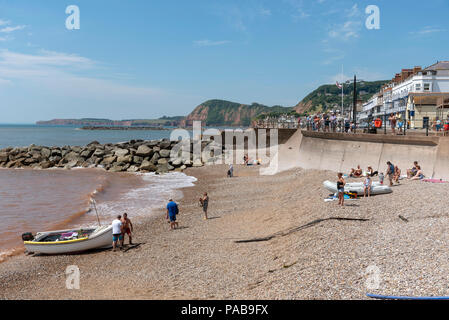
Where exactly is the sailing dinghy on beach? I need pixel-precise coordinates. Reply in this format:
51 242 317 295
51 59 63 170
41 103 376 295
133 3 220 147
23 225 112 255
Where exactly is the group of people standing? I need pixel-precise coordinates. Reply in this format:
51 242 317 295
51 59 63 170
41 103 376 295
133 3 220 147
111 213 134 251
304 113 355 133
110 193 210 250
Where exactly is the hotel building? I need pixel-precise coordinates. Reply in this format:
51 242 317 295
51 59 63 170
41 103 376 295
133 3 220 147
359 61 449 128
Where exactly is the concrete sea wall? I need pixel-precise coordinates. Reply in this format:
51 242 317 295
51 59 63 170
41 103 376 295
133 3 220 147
292 131 449 180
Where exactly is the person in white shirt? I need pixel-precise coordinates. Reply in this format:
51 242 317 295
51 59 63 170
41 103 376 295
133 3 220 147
111 215 123 251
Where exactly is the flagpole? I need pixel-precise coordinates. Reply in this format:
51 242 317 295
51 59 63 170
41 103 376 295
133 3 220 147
341 65 344 116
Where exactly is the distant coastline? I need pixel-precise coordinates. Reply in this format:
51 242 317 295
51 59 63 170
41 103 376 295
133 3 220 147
36 117 183 127
80 126 171 131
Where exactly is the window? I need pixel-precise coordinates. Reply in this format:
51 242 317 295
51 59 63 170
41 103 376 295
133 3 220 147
424 83 431 91
415 83 421 91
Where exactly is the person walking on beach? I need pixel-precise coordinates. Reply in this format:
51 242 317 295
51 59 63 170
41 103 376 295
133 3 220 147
166 199 179 230
227 164 234 178
112 215 123 252
121 213 134 245
199 192 209 220
337 173 346 206
386 161 395 187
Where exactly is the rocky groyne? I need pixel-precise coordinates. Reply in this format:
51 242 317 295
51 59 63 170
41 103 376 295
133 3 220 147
0 139 200 174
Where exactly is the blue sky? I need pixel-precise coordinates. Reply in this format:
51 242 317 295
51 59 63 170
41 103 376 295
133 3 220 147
0 0 448 123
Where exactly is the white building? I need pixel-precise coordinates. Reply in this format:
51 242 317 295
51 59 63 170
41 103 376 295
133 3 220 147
358 61 449 128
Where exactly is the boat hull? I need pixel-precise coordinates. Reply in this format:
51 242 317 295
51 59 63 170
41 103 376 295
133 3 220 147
323 180 392 195
24 226 112 255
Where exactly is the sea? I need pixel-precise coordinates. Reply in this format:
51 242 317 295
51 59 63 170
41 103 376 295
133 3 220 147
0 125 197 262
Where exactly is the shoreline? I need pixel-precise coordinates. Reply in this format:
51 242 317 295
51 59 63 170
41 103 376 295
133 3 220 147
2 165 449 299
0 167 196 264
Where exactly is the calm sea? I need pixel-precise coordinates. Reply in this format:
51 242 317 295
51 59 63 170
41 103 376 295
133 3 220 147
0 125 196 262
0 124 172 149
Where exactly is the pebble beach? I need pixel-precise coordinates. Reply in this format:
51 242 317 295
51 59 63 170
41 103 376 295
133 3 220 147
1 164 449 300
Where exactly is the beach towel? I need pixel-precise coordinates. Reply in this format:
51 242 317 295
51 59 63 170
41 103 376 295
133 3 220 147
422 179 448 184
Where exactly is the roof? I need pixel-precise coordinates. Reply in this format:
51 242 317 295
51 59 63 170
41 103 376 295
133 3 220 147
424 61 449 71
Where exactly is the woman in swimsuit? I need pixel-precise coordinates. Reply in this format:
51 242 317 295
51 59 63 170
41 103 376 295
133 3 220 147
337 173 346 206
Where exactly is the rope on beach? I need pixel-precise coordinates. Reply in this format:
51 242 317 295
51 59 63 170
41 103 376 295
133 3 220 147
234 217 370 244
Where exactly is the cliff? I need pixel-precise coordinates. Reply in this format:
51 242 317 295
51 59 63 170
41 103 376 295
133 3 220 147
181 99 292 127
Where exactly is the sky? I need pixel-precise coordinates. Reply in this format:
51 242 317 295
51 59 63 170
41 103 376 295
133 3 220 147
0 0 448 123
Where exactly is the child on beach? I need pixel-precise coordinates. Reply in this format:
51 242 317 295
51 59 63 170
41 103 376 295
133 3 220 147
393 166 401 184
337 173 346 207
363 176 372 197
379 172 384 185
199 192 209 220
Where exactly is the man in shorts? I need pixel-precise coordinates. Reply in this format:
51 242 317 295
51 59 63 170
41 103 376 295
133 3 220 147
121 213 134 245
112 215 123 251
166 199 179 230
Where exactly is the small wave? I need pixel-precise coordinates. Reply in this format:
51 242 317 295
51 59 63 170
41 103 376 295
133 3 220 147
0 247 25 263
88 172 197 221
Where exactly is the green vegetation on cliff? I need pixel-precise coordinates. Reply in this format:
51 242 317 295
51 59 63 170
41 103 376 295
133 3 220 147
295 80 388 114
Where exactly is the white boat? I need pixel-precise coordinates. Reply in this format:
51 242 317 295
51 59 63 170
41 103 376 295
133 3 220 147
323 180 392 196
24 225 112 255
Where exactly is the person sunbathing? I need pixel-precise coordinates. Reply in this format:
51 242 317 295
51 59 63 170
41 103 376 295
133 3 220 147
411 166 424 180
350 165 363 178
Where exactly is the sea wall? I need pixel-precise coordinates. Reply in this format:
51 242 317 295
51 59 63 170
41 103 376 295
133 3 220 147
295 131 449 180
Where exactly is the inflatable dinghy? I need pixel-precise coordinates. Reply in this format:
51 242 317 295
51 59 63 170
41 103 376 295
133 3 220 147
323 180 392 196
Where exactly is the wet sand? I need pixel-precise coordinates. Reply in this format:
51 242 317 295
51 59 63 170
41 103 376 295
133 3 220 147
1 165 449 299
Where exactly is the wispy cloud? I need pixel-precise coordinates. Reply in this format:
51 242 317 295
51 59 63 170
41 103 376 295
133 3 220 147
284 0 310 20
1 25 26 33
410 26 446 36
327 4 362 41
322 48 345 65
193 39 231 47
0 19 11 26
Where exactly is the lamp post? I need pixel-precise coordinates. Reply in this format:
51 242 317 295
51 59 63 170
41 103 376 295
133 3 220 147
344 75 364 134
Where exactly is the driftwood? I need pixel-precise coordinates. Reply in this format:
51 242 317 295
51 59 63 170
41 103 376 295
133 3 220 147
235 217 370 244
